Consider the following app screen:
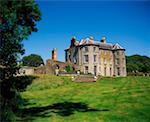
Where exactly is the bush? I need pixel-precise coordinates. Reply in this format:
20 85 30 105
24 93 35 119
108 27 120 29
65 65 74 73
127 72 150 76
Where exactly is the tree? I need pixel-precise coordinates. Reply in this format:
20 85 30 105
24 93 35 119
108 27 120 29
126 55 150 74
0 0 41 121
22 54 44 67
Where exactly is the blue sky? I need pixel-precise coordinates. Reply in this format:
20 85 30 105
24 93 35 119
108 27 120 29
23 0 150 62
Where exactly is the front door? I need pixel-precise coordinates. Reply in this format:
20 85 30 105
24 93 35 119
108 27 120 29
94 66 97 76
85 66 88 74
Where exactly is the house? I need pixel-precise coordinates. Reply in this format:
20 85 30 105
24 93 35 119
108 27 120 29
65 37 126 76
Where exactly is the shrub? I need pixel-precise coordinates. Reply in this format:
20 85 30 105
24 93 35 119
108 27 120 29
66 65 74 73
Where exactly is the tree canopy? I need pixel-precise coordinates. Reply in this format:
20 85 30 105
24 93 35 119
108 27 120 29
0 0 41 121
0 0 41 78
126 55 150 73
22 54 44 67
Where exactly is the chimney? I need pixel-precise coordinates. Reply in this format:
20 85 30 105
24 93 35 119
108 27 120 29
89 36 94 44
100 37 106 43
70 36 76 48
52 48 57 60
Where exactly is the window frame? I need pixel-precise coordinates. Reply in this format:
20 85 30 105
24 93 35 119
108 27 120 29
94 55 97 62
84 46 88 52
93 46 96 52
84 55 89 63
85 66 88 74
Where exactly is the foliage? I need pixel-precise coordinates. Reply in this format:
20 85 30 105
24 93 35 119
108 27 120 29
22 54 44 67
126 55 150 73
65 64 74 73
0 0 41 121
17 75 150 121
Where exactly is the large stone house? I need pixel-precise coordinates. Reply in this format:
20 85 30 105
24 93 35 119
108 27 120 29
65 37 126 76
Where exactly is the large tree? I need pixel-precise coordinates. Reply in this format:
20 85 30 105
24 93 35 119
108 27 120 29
22 54 44 67
0 0 41 121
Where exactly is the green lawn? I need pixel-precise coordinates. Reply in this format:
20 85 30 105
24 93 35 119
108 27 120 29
17 75 150 122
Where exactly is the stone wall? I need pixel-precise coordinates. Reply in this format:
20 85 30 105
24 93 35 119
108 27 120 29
114 50 126 76
100 49 114 76
34 66 46 74
45 59 79 75
17 59 79 76
18 66 35 75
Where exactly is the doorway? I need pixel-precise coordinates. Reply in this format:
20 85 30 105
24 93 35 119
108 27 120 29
94 66 97 76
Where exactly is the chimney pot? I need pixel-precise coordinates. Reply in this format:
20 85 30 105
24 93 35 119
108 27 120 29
101 37 106 43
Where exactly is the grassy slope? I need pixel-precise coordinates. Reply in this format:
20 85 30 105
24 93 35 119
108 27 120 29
17 75 150 122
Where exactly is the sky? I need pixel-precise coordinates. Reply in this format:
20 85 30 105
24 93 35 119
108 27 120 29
23 0 150 62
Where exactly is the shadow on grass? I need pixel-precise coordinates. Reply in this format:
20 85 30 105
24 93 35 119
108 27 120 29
21 98 37 106
17 101 109 121
0 75 38 121
1 75 38 100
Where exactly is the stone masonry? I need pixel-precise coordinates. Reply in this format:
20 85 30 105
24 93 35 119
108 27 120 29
65 37 126 76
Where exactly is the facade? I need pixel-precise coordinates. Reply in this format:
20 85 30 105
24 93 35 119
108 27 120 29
65 37 126 76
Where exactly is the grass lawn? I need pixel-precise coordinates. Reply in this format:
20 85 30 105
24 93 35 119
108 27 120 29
17 75 150 122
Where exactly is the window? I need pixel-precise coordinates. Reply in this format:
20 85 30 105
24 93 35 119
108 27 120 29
116 58 119 65
85 66 88 74
110 57 112 64
69 54 71 61
117 51 119 55
84 55 89 63
56 65 60 69
117 67 120 76
122 58 125 64
94 55 97 62
93 47 96 52
84 47 88 52
110 68 112 76
73 58 77 64
104 67 107 76
104 58 106 64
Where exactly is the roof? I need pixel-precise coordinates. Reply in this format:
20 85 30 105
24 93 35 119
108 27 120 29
65 42 125 51
113 43 124 50
99 43 113 50
65 38 125 51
